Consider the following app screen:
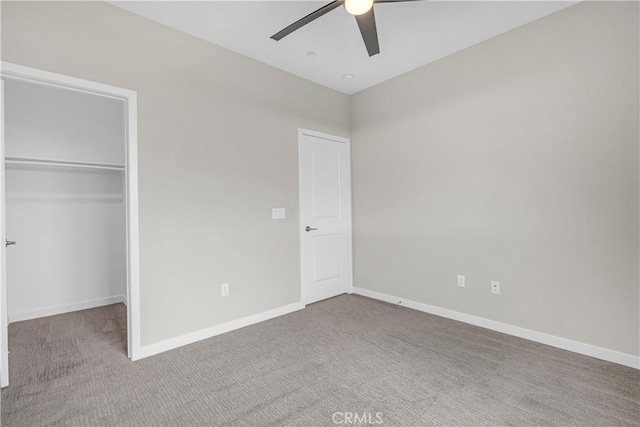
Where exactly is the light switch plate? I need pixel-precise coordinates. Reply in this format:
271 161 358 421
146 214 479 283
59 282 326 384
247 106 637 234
272 208 286 219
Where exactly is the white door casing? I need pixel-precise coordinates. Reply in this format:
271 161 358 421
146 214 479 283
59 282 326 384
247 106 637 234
0 62 141 378
1 78 9 388
298 129 352 305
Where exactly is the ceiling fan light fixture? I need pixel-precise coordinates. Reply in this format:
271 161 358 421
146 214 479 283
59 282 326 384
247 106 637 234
344 0 374 16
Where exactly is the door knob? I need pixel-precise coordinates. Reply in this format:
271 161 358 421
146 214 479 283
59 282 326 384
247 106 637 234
5 240 16 247
305 226 317 232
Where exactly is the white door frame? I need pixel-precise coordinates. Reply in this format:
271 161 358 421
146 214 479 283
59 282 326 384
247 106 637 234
0 78 7 387
297 128 353 304
0 62 141 385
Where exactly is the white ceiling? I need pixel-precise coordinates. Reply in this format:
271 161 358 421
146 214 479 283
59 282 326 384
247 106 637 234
111 1 578 94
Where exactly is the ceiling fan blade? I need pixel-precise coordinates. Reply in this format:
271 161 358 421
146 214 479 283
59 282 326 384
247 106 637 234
271 1 343 41
355 7 380 57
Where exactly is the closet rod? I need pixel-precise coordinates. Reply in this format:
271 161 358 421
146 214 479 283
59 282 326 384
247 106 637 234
5 156 125 171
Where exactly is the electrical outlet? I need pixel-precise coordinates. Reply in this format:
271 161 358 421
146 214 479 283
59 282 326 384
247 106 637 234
457 275 465 288
221 283 229 297
491 281 500 295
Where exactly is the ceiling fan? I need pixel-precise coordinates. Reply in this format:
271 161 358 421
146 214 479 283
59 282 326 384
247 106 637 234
270 0 424 57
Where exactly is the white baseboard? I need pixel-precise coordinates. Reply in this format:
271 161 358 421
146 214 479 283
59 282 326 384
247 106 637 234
8 295 127 323
0 350 8 388
136 301 306 361
352 287 639 370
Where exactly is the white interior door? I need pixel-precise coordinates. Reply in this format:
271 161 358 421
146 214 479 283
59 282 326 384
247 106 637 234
1 78 9 388
299 129 352 305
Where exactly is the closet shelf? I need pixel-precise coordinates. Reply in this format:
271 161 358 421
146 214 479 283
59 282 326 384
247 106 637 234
5 156 125 172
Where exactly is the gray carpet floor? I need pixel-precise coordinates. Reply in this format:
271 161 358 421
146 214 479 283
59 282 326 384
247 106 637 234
1 294 638 426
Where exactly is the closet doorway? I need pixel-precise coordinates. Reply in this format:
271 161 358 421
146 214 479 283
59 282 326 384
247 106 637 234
0 63 141 388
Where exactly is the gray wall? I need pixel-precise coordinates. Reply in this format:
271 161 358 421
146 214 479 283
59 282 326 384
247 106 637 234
351 1 639 356
1 1 350 346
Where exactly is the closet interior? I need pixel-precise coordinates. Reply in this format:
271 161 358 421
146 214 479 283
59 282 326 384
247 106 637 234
3 78 128 330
